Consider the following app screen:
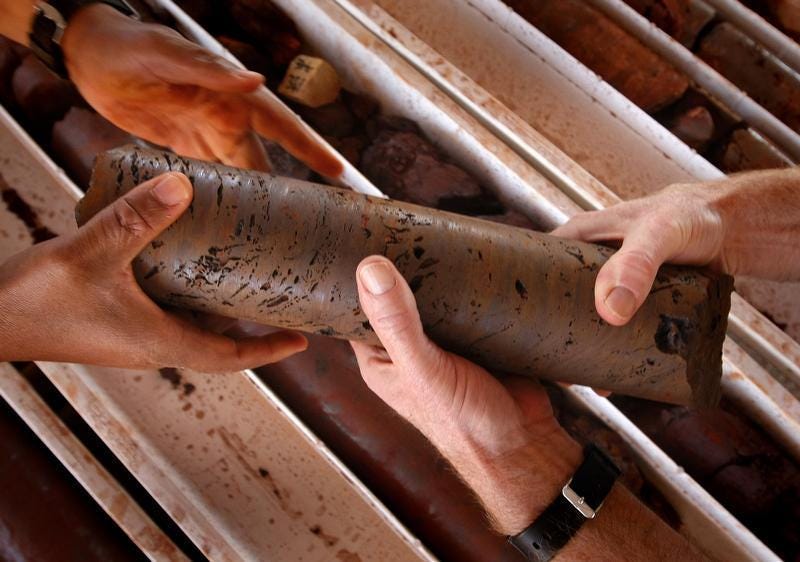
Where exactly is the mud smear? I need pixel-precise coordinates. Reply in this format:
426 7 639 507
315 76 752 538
0 171 56 243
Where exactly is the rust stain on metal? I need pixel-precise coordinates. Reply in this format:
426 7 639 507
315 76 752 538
216 427 303 519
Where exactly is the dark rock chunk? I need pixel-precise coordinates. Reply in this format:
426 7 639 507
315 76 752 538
360 129 483 207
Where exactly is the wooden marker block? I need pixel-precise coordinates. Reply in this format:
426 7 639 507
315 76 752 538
278 55 341 108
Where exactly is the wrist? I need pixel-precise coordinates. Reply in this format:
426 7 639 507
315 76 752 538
61 3 121 61
705 168 800 279
440 425 582 535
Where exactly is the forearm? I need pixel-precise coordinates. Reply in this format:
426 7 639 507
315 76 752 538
436 429 705 561
0 1 36 44
560 484 704 561
710 167 800 280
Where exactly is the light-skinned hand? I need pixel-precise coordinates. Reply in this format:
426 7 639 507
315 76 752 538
552 169 800 325
351 255 581 534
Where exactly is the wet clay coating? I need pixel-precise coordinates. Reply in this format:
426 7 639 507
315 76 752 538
79 146 733 406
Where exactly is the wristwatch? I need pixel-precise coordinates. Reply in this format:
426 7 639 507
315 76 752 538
29 0 139 74
508 443 621 561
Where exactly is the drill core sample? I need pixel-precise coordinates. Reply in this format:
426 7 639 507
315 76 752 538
51 107 136 188
697 23 800 134
623 0 715 47
505 0 689 112
79 146 733 406
11 54 81 126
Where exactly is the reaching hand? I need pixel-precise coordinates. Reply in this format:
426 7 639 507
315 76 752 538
552 169 800 325
61 4 342 177
351 256 580 534
0 173 307 371
351 257 705 560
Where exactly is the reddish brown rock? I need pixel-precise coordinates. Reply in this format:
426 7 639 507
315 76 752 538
720 128 794 173
613 396 800 559
342 90 380 122
366 114 421 139
667 105 715 150
624 0 715 47
324 135 366 167
11 54 81 126
742 0 800 37
295 99 355 138
768 0 800 33
51 107 136 188
554 399 645 493
652 87 744 164
0 398 143 561
698 22 800 133
170 0 215 27
478 210 539 230
361 129 484 207
0 36 25 108
226 0 301 68
505 0 689 112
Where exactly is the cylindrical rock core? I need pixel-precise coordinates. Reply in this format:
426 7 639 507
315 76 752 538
78 146 733 406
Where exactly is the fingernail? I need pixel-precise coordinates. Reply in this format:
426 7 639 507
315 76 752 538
605 286 637 320
152 174 190 205
360 262 396 295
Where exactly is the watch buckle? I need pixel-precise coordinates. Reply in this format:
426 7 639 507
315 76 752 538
34 3 67 44
562 479 597 519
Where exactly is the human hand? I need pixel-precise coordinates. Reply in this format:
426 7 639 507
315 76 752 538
0 173 307 371
60 4 342 176
552 169 800 325
351 256 581 534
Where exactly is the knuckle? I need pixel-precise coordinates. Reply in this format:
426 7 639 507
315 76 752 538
716 250 740 276
372 309 418 339
618 248 659 274
645 212 680 236
113 197 152 237
361 359 395 390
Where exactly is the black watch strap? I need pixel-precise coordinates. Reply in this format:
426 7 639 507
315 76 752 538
509 443 621 561
30 0 139 74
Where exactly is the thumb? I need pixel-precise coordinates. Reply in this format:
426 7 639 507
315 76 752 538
76 173 192 267
594 218 685 326
355 256 443 372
